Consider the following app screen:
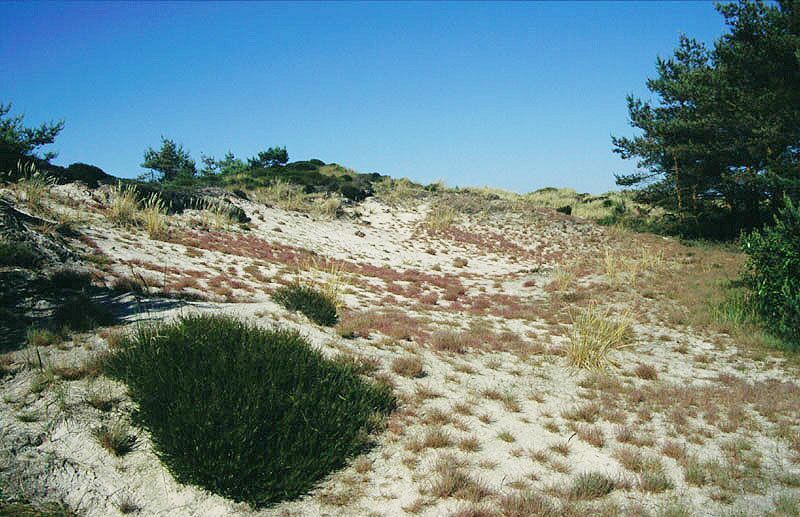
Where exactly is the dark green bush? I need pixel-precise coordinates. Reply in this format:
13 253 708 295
104 315 394 507
272 283 338 326
64 162 112 187
0 240 39 268
339 182 370 201
52 293 115 331
46 269 93 290
742 197 800 348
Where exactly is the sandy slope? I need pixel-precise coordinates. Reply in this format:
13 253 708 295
1 183 798 516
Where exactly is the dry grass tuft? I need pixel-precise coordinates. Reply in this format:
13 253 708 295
634 363 658 380
497 430 516 443
549 441 571 456
567 472 625 500
430 330 467 354
613 447 674 493
566 304 633 370
409 427 454 450
575 424 605 448
430 454 494 502
458 436 481 453
425 205 459 230
562 402 601 423
499 490 559 516
391 355 426 378
141 192 168 239
107 182 140 225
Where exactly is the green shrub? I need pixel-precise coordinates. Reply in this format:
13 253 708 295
272 282 338 326
52 294 115 331
64 162 112 187
742 197 800 348
104 315 394 507
46 269 93 290
0 240 39 268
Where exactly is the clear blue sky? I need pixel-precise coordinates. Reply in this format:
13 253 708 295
1 1 727 193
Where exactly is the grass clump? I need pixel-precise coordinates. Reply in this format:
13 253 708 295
104 314 395 507
430 454 494 502
140 192 168 239
566 304 633 370
107 182 140 225
272 282 338 326
425 204 458 230
568 472 622 500
391 355 425 378
93 421 138 456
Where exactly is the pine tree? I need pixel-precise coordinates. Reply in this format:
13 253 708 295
141 137 197 182
613 0 800 236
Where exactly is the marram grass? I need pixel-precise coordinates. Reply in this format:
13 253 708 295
566 304 633 370
104 314 394 507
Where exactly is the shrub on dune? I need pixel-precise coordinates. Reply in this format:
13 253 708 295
104 314 394 507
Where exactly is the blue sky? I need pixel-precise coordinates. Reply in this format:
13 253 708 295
1 2 726 193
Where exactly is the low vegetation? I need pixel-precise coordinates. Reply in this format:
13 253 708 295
742 197 800 349
566 305 632 370
0 239 38 268
272 282 338 326
103 314 395 507
52 293 114 331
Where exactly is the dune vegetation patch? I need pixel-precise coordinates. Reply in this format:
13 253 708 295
272 282 339 326
104 314 395 507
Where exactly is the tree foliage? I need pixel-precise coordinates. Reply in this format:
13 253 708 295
141 136 197 182
247 146 289 168
613 0 800 237
200 151 247 177
0 102 64 161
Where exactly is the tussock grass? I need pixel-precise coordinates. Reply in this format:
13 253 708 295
562 401 601 423
93 421 138 456
140 192 168 239
17 163 56 214
430 330 466 353
391 355 425 378
272 282 338 326
425 205 459 230
430 454 493 502
634 363 659 380
299 256 348 310
107 184 170 238
26 328 61 348
549 266 574 292
500 491 559 516
566 304 633 370
613 446 673 492
253 179 308 211
107 182 140 225
312 193 343 219
568 472 624 499
199 197 239 229
104 314 394 507
47 269 93 290
85 382 117 412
